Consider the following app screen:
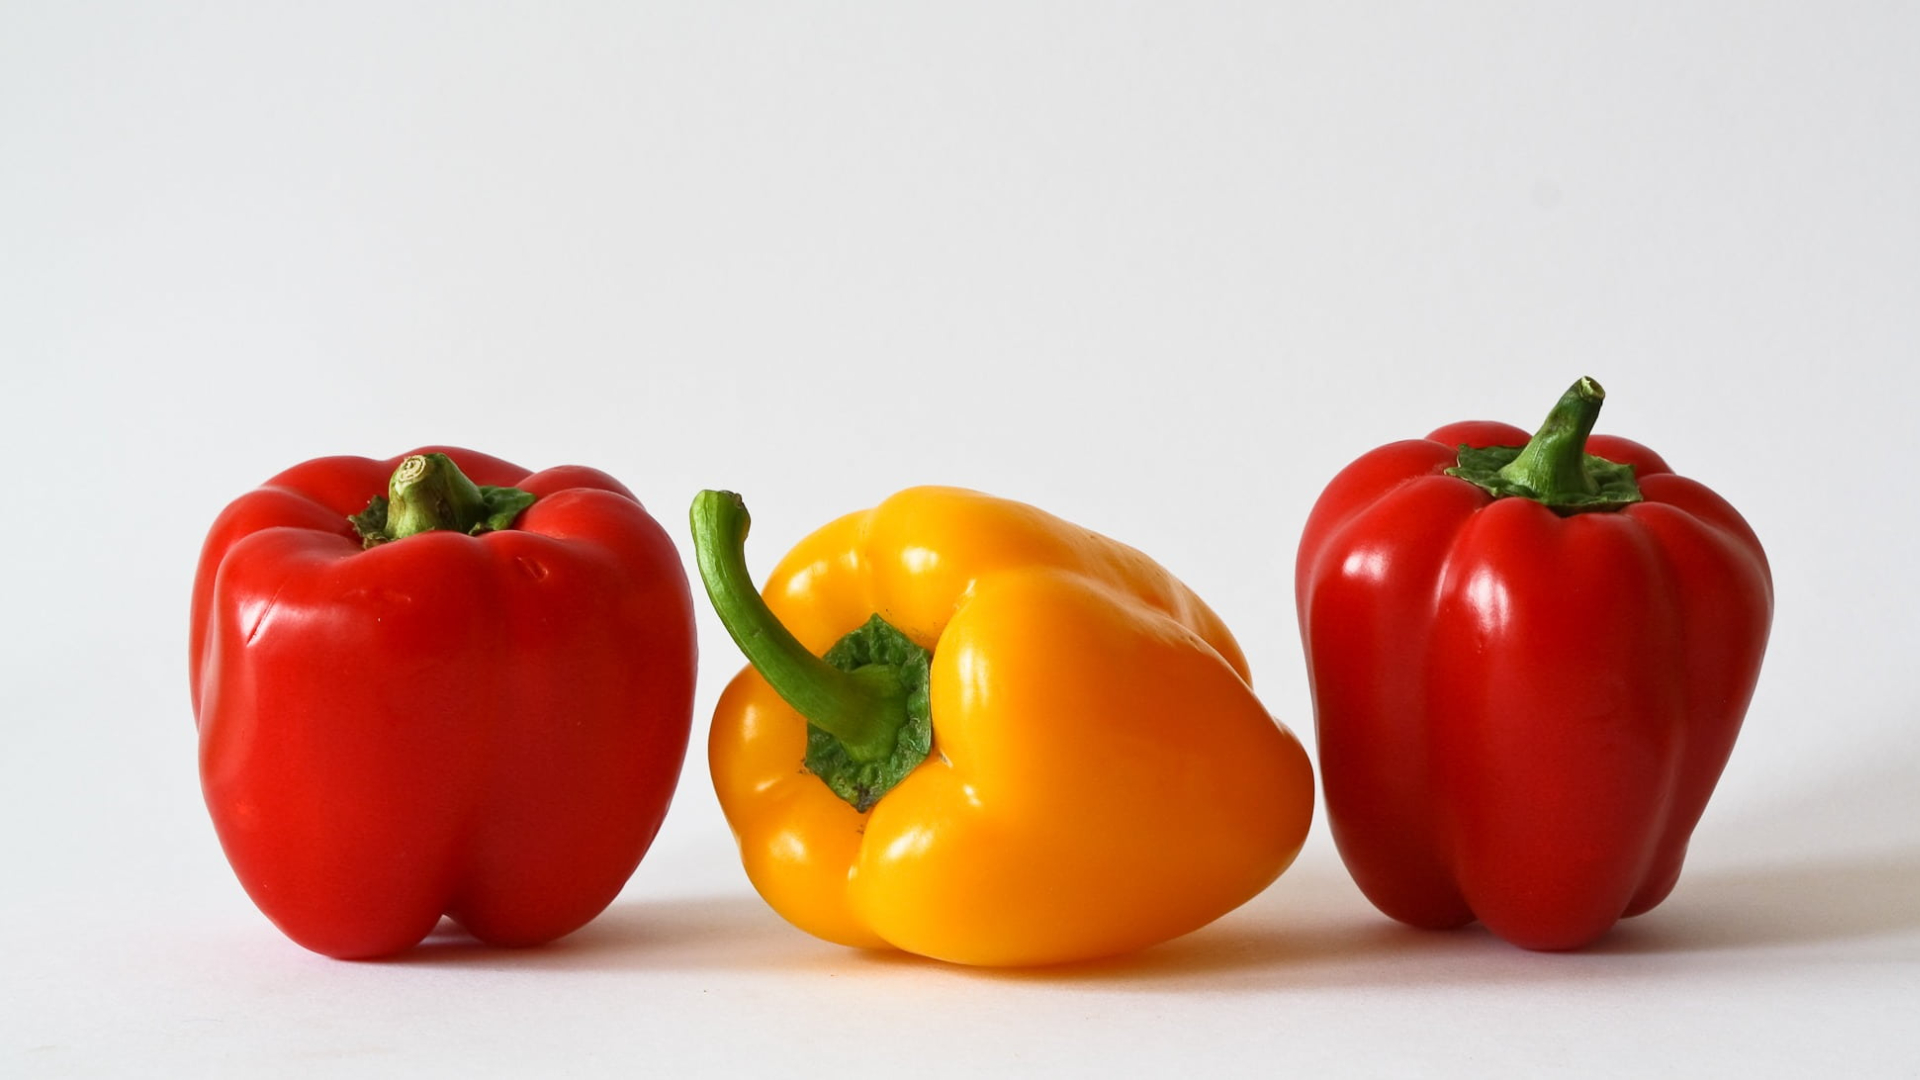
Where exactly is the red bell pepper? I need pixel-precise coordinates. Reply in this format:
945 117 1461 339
1296 379 1771 950
189 447 696 959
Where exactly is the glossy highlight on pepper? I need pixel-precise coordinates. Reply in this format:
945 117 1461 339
694 486 1315 967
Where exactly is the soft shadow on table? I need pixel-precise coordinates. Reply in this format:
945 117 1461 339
374 892 808 971
382 743 1920 980
381 861 1496 988
376 844 1919 982
1595 844 1920 956
981 745 1920 987
999 846 1920 988
1594 740 1920 956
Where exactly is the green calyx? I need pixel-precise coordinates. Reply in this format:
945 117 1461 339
809 616 934 812
1444 376 1644 514
350 452 537 548
690 490 933 813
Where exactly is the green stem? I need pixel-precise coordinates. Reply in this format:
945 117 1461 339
1496 376 1607 501
385 453 490 539
1442 376 1644 514
349 453 538 547
690 490 906 763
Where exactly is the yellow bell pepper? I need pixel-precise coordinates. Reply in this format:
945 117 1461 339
690 487 1314 966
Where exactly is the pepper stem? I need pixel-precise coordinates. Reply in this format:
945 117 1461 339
690 490 906 764
1496 377 1607 501
1442 376 1644 514
349 453 537 547
385 453 490 539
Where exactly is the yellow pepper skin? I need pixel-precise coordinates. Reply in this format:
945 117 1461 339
699 487 1314 967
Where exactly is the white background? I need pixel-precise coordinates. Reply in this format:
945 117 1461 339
4 3 1916 1076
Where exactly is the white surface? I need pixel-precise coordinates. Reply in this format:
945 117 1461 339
4 3 1917 1076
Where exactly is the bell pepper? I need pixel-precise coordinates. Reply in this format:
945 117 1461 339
189 447 696 959
1296 378 1772 950
690 486 1314 967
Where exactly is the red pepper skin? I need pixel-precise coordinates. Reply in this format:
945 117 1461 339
190 447 695 959
1296 421 1771 950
